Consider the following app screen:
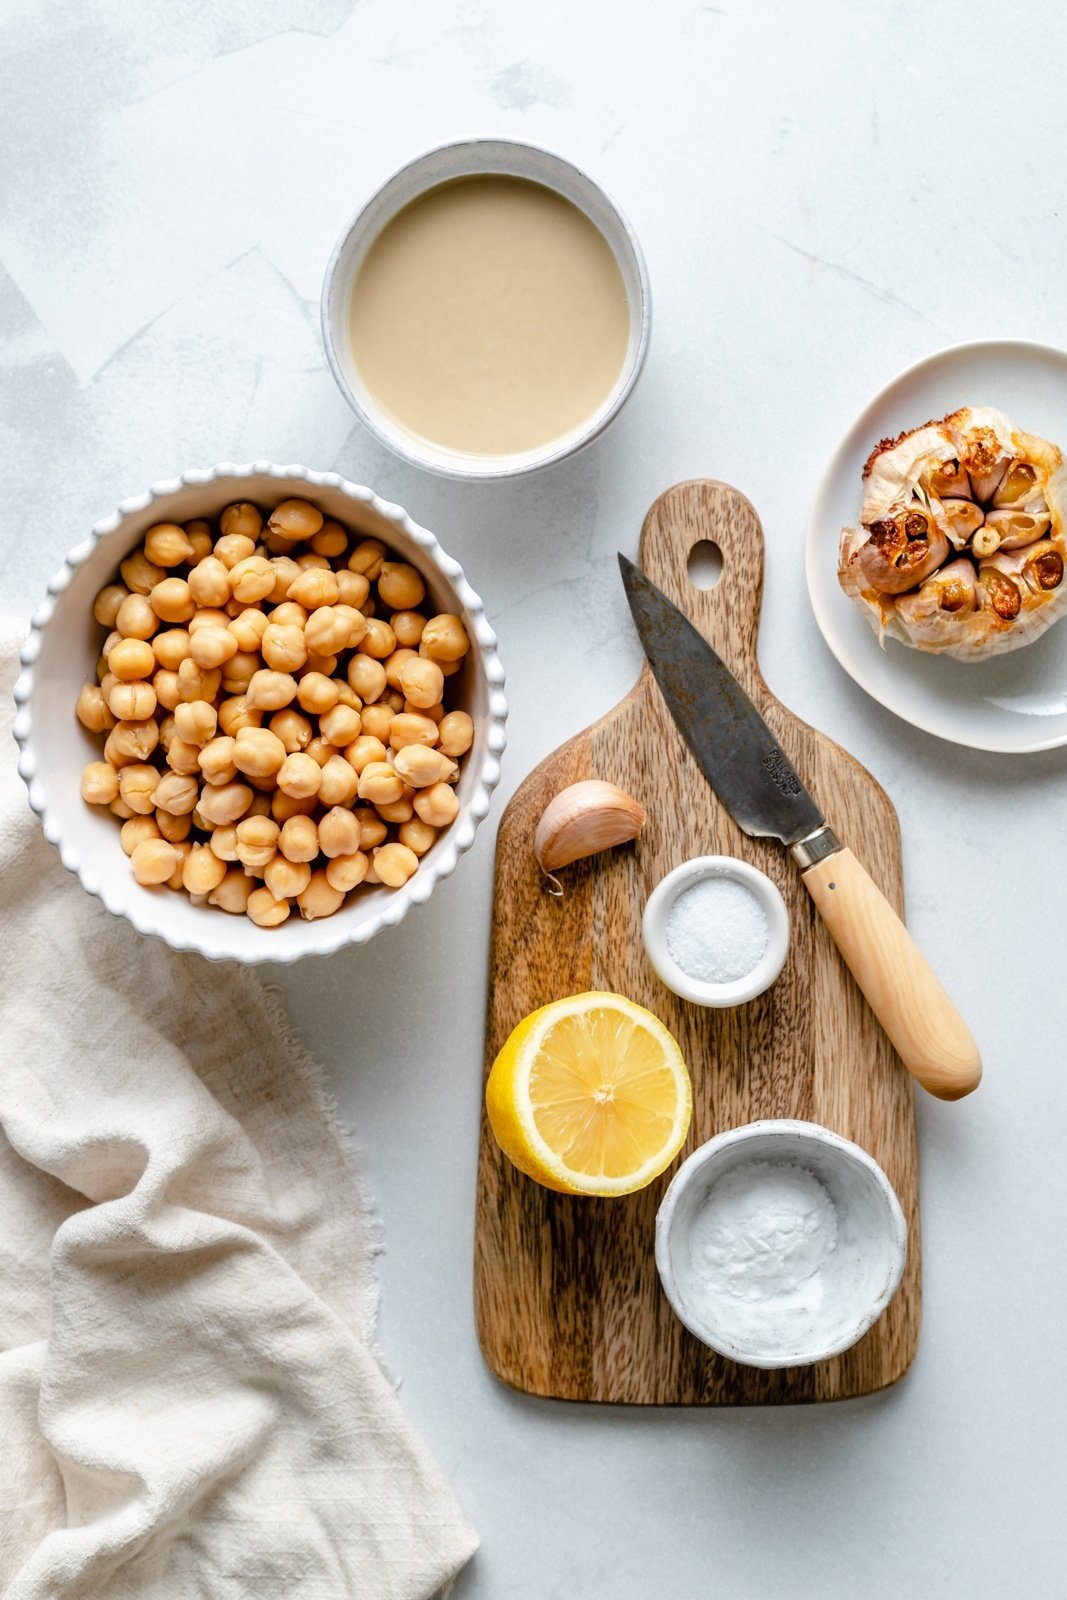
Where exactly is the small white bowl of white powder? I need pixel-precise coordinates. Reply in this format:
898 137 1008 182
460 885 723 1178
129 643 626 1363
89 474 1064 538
642 856 790 1007
655 1120 907 1369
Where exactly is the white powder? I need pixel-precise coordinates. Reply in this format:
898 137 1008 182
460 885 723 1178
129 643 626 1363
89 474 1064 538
685 1161 838 1321
665 875 768 984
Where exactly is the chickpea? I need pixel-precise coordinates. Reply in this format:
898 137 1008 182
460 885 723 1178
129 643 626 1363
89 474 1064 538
121 814 160 855
93 584 128 627
232 726 286 780
406 698 444 724
269 708 312 752
325 852 368 892
270 600 308 628
318 753 359 808
357 761 404 807
184 520 214 562
220 502 263 541
130 838 182 887
353 808 388 850
166 736 203 776
214 532 256 570
229 607 269 650
297 869 345 921
144 523 194 567
183 844 227 895
271 789 317 822
102 729 134 769
264 855 312 900
157 713 176 751
390 610 426 648
199 735 238 785
115 592 159 641
189 624 239 670
209 825 239 862
373 842 419 888
76 682 117 734
188 556 231 607
384 648 419 692
109 638 156 682
276 751 322 799
303 651 338 677
359 703 394 743
208 869 255 914
269 499 323 541
364 857 381 885
336 604 367 650
346 735 388 774
153 628 191 670
235 815 280 869
310 519 349 559
347 654 386 703
336 569 370 609
245 669 297 711
120 549 165 595
294 672 336 716
295 552 328 572
149 577 196 624
173 700 217 747
360 617 396 660
228 555 276 604
332 681 362 713
302 606 349 657
319 702 361 747
279 813 319 863
261 622 307 674
375 796 414 824
420 614 470 662
398 655 444 710
317 806 360 858
392 745 457 788
118 763 158 815
221 650 260 693
177 658 221 704
425 649 462 680
110 796 135 819
152 772 199 815
304 736 333 768
414 781 460 828
165 841 193 889
81 761 119 805
385 684 409 713
189 607 232 634
267 556 302 603
106 680 156 722
348 538 385 580
196 781 253 827
152 669 182 711
156 807 191 844
399 817 438 856
109 718 160 763
288 566 339 609
388 712 439 751
245 790 274 817
377 561 426 612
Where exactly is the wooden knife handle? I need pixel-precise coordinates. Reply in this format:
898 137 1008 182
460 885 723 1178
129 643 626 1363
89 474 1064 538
802 847 982 1101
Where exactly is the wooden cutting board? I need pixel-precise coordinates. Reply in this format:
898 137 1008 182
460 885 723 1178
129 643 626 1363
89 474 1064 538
474 480 920 1405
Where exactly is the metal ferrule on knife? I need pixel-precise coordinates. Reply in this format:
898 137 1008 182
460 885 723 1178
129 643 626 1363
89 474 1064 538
789 825 843 872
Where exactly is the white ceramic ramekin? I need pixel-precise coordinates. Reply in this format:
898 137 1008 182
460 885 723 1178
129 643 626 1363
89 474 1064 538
655 1120 907 1369
321 137 652 481
642 855 790 1007
13 464 507 964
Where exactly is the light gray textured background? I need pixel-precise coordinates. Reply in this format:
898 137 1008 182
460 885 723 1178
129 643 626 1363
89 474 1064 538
3 2 1066 1595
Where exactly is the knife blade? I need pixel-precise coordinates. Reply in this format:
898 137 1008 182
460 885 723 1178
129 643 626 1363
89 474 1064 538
619 553 982 1101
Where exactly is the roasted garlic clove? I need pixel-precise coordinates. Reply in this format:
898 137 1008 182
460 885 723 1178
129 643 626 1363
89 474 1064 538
990 539 1065 598
852 506 950 595
992 460 1044 510
983 505 1052 550
895 558 978 628
920 455 971 501
937 498 984 548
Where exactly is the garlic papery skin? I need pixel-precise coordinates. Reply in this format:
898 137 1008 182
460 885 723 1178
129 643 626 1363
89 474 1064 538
839 406 1067 659
534 780 646 895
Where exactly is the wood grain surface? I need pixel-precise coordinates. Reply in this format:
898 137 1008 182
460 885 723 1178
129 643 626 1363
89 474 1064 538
474 480 920 1405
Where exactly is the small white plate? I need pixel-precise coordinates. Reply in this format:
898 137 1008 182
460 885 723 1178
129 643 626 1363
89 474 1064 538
806 339 1067 753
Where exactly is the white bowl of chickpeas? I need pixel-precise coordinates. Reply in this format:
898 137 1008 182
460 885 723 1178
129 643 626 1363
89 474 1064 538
13 464 507 962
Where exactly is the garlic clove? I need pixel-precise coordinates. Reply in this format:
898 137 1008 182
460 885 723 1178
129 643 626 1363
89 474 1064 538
535 780 646 895
853 505 950 595
984 506 1052 550
936 497 984 549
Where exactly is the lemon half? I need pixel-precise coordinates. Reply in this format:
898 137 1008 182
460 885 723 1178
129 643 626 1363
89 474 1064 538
486 992 692 1197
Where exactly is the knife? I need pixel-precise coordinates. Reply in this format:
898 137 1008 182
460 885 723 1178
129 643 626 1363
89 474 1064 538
619 554 982 1101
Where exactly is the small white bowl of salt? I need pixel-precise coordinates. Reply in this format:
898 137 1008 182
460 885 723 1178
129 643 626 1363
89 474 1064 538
642 855 790 1007
655 1120 907 1369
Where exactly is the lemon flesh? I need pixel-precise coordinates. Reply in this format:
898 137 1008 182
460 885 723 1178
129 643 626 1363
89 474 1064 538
486 992 692 1197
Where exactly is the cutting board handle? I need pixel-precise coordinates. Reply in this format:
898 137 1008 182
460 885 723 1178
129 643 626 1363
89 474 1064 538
639 479 765 686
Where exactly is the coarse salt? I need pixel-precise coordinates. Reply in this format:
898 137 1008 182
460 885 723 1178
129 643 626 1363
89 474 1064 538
665 874 768 985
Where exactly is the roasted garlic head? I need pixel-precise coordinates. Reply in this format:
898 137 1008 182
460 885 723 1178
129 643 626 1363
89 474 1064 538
838 407 1067 658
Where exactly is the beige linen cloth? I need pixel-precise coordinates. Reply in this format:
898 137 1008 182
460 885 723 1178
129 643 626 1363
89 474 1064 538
0 628 477 1599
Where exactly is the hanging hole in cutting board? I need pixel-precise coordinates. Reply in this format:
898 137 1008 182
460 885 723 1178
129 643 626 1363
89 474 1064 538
687 539 723 590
